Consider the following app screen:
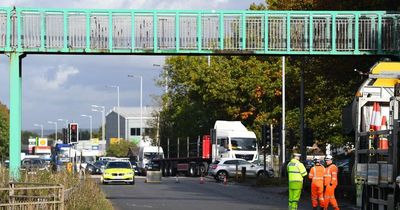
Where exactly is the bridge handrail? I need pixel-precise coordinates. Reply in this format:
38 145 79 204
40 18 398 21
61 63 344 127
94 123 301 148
0 7 397 55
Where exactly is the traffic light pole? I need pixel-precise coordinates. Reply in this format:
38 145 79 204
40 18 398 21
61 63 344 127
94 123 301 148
270 124 273 170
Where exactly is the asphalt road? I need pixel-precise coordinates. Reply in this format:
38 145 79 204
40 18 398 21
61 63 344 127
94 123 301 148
100 176 357 210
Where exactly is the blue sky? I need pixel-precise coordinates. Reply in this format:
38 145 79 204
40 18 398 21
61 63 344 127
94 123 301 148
0 0 265 130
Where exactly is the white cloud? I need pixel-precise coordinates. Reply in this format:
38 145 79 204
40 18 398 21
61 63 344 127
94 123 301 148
33 65 79 90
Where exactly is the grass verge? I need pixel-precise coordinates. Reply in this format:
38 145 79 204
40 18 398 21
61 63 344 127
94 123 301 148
0 167 113 210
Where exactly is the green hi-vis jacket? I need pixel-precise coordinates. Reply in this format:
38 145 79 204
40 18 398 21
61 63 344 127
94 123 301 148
287 158 307 182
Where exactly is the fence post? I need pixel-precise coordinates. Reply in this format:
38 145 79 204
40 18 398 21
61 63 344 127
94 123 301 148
60 184 64 210
9 182 15 206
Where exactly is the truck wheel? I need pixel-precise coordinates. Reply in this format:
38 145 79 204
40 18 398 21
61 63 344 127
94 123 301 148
217 171 228 182
199 163 208 176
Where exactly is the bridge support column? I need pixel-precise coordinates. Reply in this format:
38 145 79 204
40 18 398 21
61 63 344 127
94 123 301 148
8 52 25 180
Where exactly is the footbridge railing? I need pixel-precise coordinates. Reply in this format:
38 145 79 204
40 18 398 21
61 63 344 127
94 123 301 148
0 8 398 55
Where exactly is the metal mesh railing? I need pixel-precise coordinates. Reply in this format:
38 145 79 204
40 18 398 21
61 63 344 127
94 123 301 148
0 182 64 210
0 8 397 54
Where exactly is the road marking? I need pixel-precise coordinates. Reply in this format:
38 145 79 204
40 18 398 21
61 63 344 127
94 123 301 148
129 203 153 208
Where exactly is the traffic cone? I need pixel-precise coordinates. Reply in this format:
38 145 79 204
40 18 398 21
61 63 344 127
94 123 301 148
374 103 382 131
200 176 204 184
379 116 389 150
175 175 180 183
223 175 227 185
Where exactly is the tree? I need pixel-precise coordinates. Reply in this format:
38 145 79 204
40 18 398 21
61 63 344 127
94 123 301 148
0 102 9 159
106 140 138 157
159 56 288 142
21 131 39 145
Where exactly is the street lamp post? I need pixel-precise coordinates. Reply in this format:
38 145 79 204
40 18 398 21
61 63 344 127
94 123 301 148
107 85 120 140
57 118 68 128
33 124 43 138
92 105 105 141
127 75 143 137
47 121 58 141
81 114 93 140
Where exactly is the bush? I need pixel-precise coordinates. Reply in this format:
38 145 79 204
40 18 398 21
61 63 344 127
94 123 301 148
0 167 113 210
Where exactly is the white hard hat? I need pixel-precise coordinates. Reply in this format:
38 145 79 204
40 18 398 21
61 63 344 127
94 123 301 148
293 153 301 157
325 155 333 160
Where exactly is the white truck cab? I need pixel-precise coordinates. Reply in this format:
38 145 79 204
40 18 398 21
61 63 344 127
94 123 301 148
213 120 258 162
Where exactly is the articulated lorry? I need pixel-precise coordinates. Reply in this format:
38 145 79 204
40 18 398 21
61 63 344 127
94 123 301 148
153 120 259 177
353 61 400 209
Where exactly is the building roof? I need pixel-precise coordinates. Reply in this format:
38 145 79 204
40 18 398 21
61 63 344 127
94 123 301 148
107 106 160 119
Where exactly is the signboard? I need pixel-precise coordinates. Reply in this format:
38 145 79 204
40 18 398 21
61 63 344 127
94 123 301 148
28 138 36 154
92 145 99 150
38 138 48 146
91 138 99 145
34 146 51 154
110 138 121 144
129 136 140 145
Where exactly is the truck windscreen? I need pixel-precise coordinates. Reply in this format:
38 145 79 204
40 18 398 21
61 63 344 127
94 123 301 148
230 138 257 151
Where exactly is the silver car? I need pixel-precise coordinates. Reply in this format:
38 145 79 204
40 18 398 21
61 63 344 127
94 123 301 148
208 158 274 181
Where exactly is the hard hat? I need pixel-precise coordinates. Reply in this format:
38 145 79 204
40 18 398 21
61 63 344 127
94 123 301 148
293 153 301 157
325 155 333 160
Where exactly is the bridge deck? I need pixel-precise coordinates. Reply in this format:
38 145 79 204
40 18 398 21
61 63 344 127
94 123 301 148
0 8 398 55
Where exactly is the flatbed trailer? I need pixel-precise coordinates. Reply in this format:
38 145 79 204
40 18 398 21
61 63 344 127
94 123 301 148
153 135 212 177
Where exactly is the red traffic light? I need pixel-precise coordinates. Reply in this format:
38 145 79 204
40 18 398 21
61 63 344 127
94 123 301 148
71 124 77 131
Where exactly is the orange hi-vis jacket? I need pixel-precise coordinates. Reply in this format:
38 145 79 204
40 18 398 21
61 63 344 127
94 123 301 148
309 164 325 185
324 164 338 186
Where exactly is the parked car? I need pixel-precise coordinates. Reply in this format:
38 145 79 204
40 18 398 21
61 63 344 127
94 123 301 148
85 162 102 175
101 161 135 185
93 160 108 173
130 161 139 175
21 158 48 172
208 158 274 181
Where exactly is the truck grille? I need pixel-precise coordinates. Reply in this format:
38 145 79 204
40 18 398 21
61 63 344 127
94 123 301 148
235 154 254 161
112 173 124 176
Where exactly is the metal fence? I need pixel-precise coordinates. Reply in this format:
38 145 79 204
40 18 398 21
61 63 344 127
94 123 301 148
0 182 64 210
0 8 398 55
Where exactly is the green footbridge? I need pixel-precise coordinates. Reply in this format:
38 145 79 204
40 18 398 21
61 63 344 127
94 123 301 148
3 7 400 179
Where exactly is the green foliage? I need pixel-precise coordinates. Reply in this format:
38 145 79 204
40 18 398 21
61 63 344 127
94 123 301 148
106 140 138 157
257 0 399 11
0 102 9 159
21 131 39 145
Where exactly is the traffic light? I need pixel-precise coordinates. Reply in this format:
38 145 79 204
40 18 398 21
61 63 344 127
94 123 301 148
262 124 271 146
69 123 79 143
304 128 313 146
273 124 282 144
62 128 68 144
